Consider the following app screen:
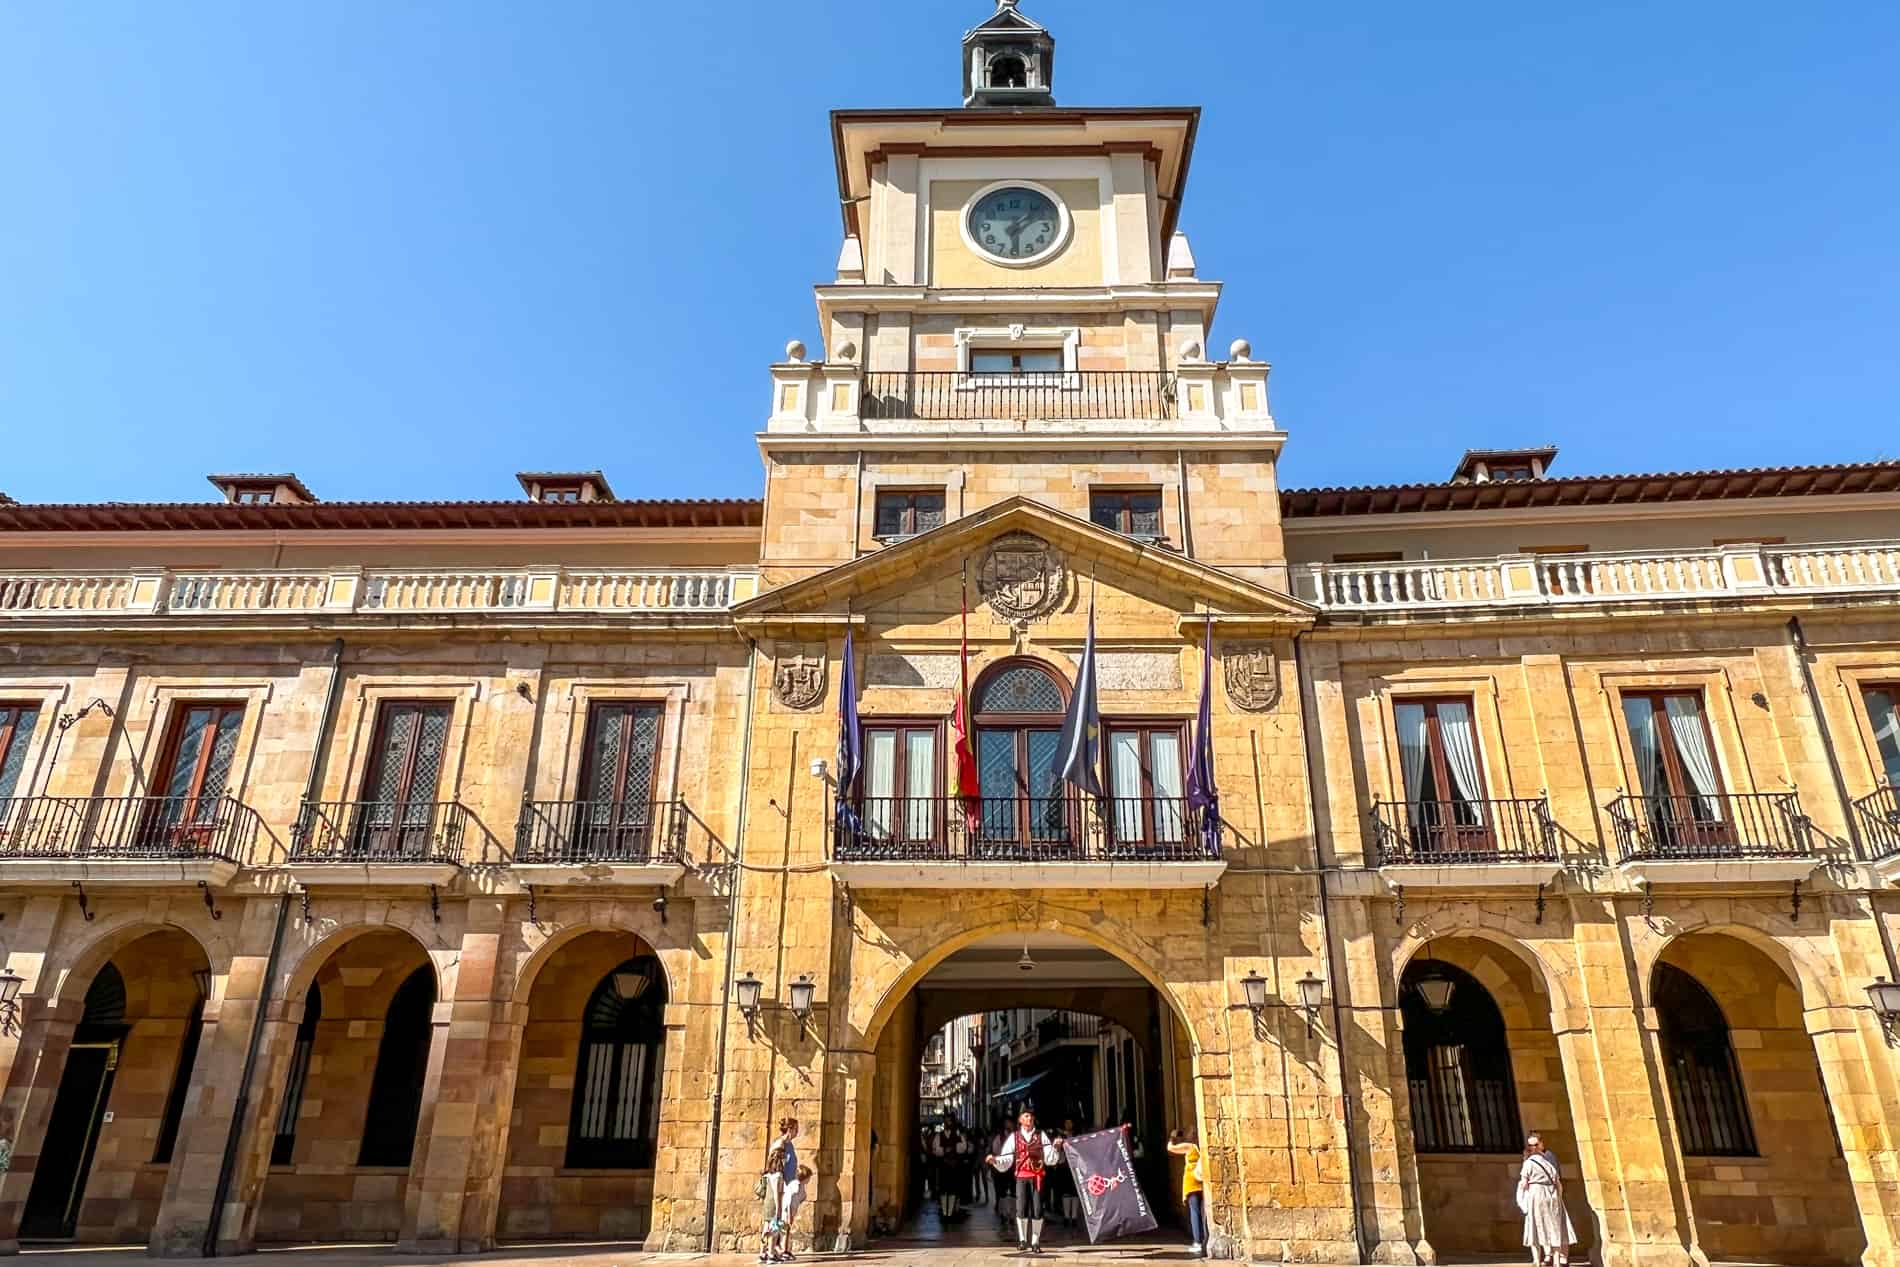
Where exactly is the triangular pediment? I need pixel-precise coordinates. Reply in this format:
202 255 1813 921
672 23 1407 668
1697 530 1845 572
965 6 1047 39
733 497 1314 631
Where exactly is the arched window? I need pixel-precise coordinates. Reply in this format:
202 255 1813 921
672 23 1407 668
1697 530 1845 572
1401 960 1523 1153
359 966 434 1167
1655 962 1757 1156
989 54 1027 89
272 983 323 1164
972 659 1071 850
567 956 667 1169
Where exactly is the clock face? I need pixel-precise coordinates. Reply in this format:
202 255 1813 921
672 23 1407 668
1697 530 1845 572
967 186 1064 262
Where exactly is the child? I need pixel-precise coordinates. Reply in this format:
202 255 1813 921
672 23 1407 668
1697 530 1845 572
758 1145 787 1264
772 1162 814 1262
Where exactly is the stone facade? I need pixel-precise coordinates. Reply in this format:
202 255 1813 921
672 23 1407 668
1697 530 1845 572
2 7 1899 1266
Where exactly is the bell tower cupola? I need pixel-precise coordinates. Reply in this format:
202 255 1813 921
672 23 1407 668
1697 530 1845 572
962 0 1055 108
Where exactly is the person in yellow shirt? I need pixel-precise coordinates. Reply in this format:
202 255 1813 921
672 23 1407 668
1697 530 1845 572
1167 1126 1206 1258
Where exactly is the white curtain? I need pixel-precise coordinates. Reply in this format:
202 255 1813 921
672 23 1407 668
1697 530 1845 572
865 730 896 839
1622 698 1664 801
1869 689 1900 787
1111 731 1144 840
1395 703 1431 801
1665 695 1722 817
1149 731 1185 843
904 730 936 840
1435 702 1484 817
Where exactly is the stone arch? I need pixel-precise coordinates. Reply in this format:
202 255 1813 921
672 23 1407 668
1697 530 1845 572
276 915 451 1007
1635 914 1844 1015
1391 924 1572 1019
507 916 682 1011
857 913 1208 1057
38 913 223 1009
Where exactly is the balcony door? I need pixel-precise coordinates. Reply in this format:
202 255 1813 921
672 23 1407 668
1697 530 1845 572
358 702 452 858
1105 725 1186 853
1392 697 1490 854
140 702 243 852
576 702 663 860
1864 685 1900 788
972 660 1071 856
859 722 939 856
1622 690 1731 850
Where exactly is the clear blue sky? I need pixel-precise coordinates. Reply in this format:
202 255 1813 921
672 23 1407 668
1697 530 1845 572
3 1 1896 504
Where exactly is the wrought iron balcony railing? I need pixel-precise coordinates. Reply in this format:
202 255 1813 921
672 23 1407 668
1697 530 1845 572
514 798 687 865
290 799 469 865
1856 784 1900 862
1370 797 1558 866
859 371 1176 421
0 794 262 863
1606 790 1811 863
832 793 1220 863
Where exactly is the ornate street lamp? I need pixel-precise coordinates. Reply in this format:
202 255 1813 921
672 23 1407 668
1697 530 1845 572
735 971 763 1018
1414 970 1457 1015
1239 969 1268 1013
789 974 817 1020
1295 970 1326 1030
1867 977 1900 1045
0 966 23 1035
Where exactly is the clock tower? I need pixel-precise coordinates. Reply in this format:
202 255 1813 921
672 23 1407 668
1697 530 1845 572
759 1 1288 591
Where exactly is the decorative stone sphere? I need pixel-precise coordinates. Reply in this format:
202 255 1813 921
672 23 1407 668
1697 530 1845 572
836 340 859 363
1229 338 1252 362
785 339 807 362
1180 340 1204 362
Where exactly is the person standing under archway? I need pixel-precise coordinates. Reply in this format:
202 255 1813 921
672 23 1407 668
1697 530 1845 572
1517 1132 1577 1267
987 1107 1061 1253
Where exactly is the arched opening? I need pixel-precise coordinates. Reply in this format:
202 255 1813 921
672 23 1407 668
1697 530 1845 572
255 929 434 1245
498 929 669 1244
19 928 210 1244
1653 934 1863 1266
988 54 1028 90
866 932 1194 1253
1398 939 1590 1258
971 658 1070 850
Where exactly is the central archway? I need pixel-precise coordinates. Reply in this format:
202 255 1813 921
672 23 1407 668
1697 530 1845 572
863 931 1200 1254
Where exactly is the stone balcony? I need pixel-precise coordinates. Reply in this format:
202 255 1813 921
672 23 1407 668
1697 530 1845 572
1606 790 1819 885
0 794 259 888
1295 540 1900 616
828 793 1227 889
1368 796 1563 889
510 797 689 888
0 566 757 621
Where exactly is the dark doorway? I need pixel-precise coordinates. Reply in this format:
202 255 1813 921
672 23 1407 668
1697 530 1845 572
21 966 129 1239
357 965 435 1167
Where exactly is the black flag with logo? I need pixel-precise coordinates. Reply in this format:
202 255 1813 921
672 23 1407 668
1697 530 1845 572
1064 1125 1156 1244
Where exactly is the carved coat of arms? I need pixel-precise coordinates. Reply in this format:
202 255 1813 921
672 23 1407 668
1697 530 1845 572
977 532 1068 622
772 651 827 710
1223 643 1280 712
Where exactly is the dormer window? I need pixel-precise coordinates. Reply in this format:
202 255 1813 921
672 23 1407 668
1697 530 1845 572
517 471 615 503
207 473 316 505
236 489 274 505
1450 447 1558 485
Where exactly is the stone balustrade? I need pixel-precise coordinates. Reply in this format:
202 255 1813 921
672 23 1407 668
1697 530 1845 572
0 566 757 618
1296 539 1900 613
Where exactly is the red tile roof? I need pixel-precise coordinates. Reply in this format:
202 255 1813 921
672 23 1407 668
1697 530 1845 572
0 497 763 532
1280 460 1900 518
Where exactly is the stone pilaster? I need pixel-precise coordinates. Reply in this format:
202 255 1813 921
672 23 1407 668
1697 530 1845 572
0 997 80 1253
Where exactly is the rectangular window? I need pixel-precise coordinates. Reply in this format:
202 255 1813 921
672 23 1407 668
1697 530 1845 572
1089 489 1164 540
1863 685 1900 788
356 702 453 858
1621 691 1731 849
969 348 1063 375
1391 697 1489 853
860 722 939 849
0 703 43 801
1487 464 1535 482
142 703 245 848
1332 551 1404 564
235 489 273 504
576 702 664 858
873 489 947 540
1105 724 1186 848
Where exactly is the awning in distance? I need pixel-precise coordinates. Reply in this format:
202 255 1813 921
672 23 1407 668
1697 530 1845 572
989 1069 1051 1100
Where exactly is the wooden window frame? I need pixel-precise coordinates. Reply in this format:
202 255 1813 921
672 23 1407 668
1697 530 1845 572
0 703 41 801
972 659 1072 850
1392 695 1492 853
145 701 245 843
856 717 945 846
1622 689 1733 848
872 488 947 541
1860 682 1900 788
575 701 666 854
359 700 453 805
1103 720 1190 849
1088 488 1165 540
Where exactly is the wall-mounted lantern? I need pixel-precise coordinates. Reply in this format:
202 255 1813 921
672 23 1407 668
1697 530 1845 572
789 974 817 1020
1295 970 1327 1029
613 961 655 1002
1868 976 1900 1045
1239 969 1268 1013
736 971 763 1018
0 966 23 1035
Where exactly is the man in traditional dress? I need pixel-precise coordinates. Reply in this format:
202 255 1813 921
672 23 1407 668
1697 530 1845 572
986 1107 1064 1254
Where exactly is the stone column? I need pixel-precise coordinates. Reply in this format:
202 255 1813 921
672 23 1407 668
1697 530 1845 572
1555 916 1694 1267
0 996 81 1253
1808 1005 1900 1267
645 1001 701 1251
399 914 513 1254
1335 900 1417 1265
827 1048 876 1252
148 897 299 1257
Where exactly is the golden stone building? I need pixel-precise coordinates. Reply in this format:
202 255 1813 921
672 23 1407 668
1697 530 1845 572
2 4 1899 1263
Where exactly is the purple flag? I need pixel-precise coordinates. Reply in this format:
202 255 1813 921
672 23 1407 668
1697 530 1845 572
835 630 861 832
1184 612 1220 855
1064 1125 1156 1244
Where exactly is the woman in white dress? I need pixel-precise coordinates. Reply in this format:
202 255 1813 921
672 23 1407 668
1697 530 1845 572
1517 1132 1578 1267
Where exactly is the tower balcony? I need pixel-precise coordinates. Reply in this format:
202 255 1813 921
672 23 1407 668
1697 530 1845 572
827 793 1226 889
